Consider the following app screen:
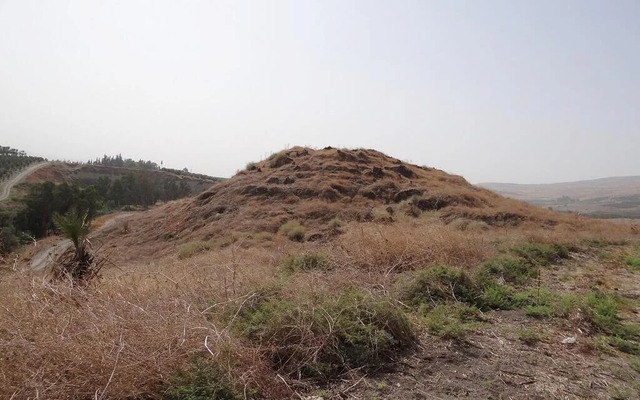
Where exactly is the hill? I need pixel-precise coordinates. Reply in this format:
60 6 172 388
99 146 580 257
2 146 639 399
479 176 640 218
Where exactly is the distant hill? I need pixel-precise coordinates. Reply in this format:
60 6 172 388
478 176 640 218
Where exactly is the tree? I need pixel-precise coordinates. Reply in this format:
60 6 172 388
52 208 100 283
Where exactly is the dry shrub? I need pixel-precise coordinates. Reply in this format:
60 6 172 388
336 221 493 273
0 263 288 399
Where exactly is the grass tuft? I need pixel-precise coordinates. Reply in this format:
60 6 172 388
281 254 330 273
421 304 485 340
512 242 569 266
278 220 306 242
164 358 243 400
396 265 481 307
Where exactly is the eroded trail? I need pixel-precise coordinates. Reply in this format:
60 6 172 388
0 162 51 202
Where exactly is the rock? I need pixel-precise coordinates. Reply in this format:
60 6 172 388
561 337 576 344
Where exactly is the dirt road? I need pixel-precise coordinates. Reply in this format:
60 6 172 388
0 162 50 202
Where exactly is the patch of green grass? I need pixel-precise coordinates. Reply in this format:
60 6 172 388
281 254 330 273
512 242 569 266
624 256 640 270
607 336 640 355
396 265 481 307
278 220 305 242
475 256 537 286
231 289 415 379
609 386 631 400
164 358 243 400
482 285 519 310
421 304 485 340
583 291 620 333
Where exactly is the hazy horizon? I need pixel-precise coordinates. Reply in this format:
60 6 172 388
2 1 639 184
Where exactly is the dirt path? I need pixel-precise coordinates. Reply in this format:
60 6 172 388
30 213 133 271
0 161 51 202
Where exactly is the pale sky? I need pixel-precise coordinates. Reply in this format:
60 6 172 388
1 0 638 184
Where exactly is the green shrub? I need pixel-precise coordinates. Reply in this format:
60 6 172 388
624 256 640 270
482 285 519 310
421 304 484 340
231 289 415 379
164 358 242 400
396 265 481 307
281 254 329 273
583 291 620 334
278 221 305 242
607 336 640 355
512 243 569 266
475 256 536 287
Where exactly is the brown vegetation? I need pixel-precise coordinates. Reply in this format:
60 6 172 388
1 146 639 399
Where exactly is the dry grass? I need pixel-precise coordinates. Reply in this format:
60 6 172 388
0 256 287 399
3 146 640 398
1 214 638 398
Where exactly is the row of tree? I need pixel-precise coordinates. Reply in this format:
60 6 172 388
0 154 45 181
87 154 159 170
88 154 221 182
0 146 28 157
0 172 191 253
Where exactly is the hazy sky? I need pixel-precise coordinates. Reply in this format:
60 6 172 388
1 1 638 184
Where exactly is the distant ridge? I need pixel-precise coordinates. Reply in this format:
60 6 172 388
478 176 640 218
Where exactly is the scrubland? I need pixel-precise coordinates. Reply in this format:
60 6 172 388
1 147 639 399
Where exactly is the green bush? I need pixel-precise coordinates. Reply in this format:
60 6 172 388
624 256 640 270
278 221 305 242
396 265 481 307
475 256 537 287
512 243 569 266
583 291 620 334
482 285 519 310
421 304 484 340
281 254 329 273
231 289 415 379
607 336 640 355
164 358 242 400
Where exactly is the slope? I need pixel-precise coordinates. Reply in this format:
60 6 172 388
99 146 579 256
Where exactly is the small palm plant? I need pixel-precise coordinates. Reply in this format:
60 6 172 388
52 208 101 284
